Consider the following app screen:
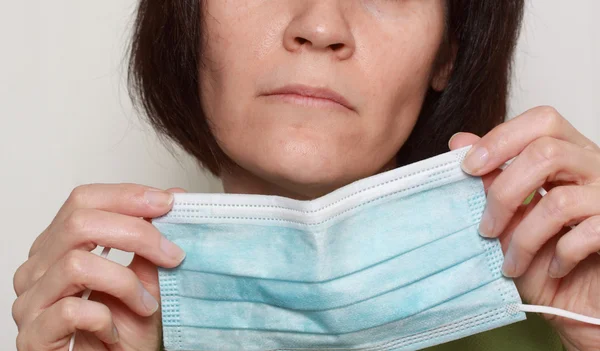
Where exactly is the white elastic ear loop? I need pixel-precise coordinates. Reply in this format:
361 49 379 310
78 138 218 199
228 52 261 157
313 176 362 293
515 304 600 325
499 160 600 325
69 246 111 351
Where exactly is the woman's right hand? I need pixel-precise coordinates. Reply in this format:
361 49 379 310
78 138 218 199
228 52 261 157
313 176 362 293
12 184 186 351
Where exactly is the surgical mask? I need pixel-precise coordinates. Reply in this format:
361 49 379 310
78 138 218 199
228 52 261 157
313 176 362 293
148 145 599 351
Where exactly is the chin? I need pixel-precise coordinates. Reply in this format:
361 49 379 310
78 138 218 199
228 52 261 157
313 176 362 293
219 122 395 198
251 142 375 198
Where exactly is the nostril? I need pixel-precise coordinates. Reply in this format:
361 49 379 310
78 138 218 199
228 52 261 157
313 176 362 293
296 37 309 45
329 43 344 51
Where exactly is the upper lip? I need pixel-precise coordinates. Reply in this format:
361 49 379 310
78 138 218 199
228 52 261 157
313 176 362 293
262 84 355 111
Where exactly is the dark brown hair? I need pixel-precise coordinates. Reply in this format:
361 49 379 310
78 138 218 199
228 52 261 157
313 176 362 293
128 1 525 176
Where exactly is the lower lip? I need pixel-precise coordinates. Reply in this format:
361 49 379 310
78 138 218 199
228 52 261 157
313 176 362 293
262 94 352 111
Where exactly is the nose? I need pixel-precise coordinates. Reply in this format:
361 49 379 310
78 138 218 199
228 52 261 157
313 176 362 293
283 1 356 61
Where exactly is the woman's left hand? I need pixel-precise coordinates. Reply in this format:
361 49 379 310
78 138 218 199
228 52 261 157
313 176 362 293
449 106 600 351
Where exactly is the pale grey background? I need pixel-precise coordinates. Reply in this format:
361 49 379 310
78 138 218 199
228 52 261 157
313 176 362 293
0 1 598 349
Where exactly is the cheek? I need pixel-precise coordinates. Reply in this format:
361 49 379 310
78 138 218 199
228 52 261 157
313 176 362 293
357 10 445 135
199 37 252 146
199 2 286 136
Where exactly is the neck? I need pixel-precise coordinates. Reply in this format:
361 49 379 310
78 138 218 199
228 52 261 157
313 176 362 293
220 157 398 200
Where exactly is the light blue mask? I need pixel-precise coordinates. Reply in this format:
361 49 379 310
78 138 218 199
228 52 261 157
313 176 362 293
152 145 525 351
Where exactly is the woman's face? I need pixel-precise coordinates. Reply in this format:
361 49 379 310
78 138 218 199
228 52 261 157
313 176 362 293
200 0 449 198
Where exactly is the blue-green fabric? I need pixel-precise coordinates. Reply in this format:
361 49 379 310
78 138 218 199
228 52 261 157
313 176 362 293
424 313 564 350
159 313 563 350
154 146 532 350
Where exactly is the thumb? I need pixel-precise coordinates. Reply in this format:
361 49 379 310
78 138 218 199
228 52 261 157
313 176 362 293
133 187 187 298
165 187 187 194
135 188 186 299
448 132 480 150
449 132 501 192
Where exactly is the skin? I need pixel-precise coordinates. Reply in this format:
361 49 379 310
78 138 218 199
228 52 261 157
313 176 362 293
450 110 600 350
201 0 450 199
11 1 599 350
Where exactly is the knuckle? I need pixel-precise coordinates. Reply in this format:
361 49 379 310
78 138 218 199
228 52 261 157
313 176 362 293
90 304 112 332
16 331 29 351
534 105 560 117
13 262 28 296
528 136 562 164
544 187 577 219
12 296 23 325
58 298 81 325
67 184 93 207
63 208 93 234
14 261 45 297
534 105 563 132
62 209 98 252
62 251 89 282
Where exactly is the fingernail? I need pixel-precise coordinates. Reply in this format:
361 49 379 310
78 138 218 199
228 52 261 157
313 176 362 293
478 209 495 238
548 257 562 278
144 191 174 207
462 146 489 174
502 249 517 277
448 132 461 147
160 236 186 263
141 286 159 314
112 325 120 342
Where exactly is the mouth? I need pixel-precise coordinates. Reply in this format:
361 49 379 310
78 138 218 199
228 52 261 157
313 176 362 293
261 84 355 112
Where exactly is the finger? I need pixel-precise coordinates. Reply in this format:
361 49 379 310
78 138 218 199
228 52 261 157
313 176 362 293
16 297 119 350
143 187 186 223
14 210 184 295
502 185 600 277
448 132 480 150
165 187 187 193
18 251 158 326
549 215 600 278
447 132 504 192
479 137 600 238
461 106 600 176
14 258 42 297
128 254 161 298
29 183 175 258
55 209 184 267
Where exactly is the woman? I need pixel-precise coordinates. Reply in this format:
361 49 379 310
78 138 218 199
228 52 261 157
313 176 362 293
11 0 600 350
